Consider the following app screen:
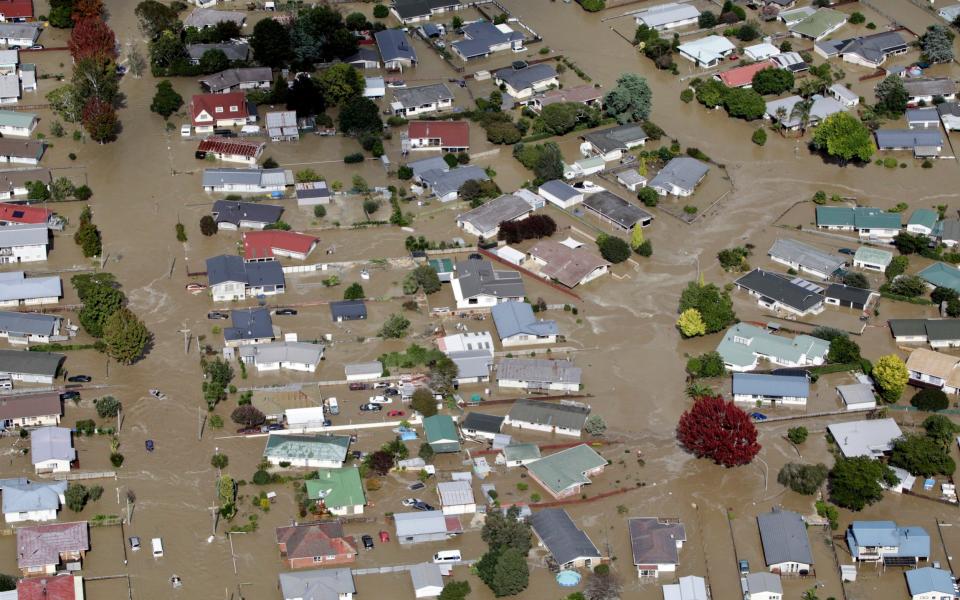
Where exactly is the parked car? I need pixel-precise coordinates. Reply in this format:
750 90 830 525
261 423 284 432
387 410 404 417
67 375 91 383
322 419 332 427
60 391 81 401
738 559 749 574
372 382 389 389
360 403 382 412
145 440 155 452
408 482 425 491
361 534 374 550
207 311 229 320
274 308 297 316
237 426 260 434
839 248 856 256
349 383 368 391
28 44 43 50
129 536 141 551
369 395 391 404
213 128 236 137
412 501 435 511
384 388 400 396
749 412 768 421
180 124 191 137
401 498 420 507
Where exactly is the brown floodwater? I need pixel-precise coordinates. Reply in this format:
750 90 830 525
3 0 960 598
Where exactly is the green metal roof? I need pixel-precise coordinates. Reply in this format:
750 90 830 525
526 444 606 496
716 323 829 370
816 206 901 230
305 467 366 509
816 206 855 227
263 434 350 462
908 209 938 230
789 8 846 39
424 415 459 450
0 110 36 129
920 263 960 293
853 246 893 266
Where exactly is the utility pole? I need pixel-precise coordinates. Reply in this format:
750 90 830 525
116 405 123 433
179 328 191 355
198 406 205 440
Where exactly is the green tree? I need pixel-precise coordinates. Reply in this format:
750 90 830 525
211 452 229 469
251 15 292 68
65 483 89 512
638 186 659 206
584 415 606 436
438 581 470 600
923 414 959 447
135 0 180 39
596 234 631 263
47 84 84 123
198 48 230 74
149 79 183 118
200 215 218 236
490 547 529 596
418 441 435 461
25 180 50 201
318 63 365 105
678 281 736 334
0 574 13 592
338 97 382 135
922 24 955 64
373 4 389 18
410 265 442 294
787 426 808 445
695 79 727 108
603 73 653 124
885 255 909 280
231 405 265 428
777 462 827 494
379 314 410 338
539 102 580 135
873 354 908 402
828 456 898 510
751 68 794 95
685 351 726 378
411 389 437 418
698 11 717 28
875 75 908 116
849 11 865 24
94 395 121 418
828 336 861 363
429 356 458 398
148 29 188 73
912 389 949 412
890 434 956 476
843 271 869 288
74 221 102 257
343 282 365 300
77 280 124 337
50 177 75 202
677 308 707 338
482 506 533 554
888 275 926 298
752 128 767 146
723 87 765 120
811 112 875 163
103 307 150 364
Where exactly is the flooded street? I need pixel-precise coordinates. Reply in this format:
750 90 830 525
0 0 959 599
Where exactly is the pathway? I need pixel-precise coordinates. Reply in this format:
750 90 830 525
352 559 476 576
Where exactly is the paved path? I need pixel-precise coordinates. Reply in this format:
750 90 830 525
352 559 476 576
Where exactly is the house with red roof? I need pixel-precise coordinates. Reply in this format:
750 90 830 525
196 138 264 166
0 201 49 225
715 60 776 88
191 92 251 134
18 574 85 600
408 121 469 153
0 0 33 22
16 521 89 576
275 521 358 569
243 230 318 261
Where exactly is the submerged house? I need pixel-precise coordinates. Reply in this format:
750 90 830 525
525 444 605 498
628 517 687 578
716 323 829 372
529 508 604 570
731 372 809 407
846 521 930 565
758 508 813 574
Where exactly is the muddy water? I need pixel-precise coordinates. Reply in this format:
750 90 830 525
2 0 960 599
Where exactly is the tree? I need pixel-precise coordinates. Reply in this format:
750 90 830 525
418 441 435 461
584 415 606 436
752 68 794 96
286 74 325 118
103 307 150 364
498 215 557 244
75 221 101 257
148 29 187 75
77 279 123 338
787 426 809 445
211 452 229 469
885 255 909 280
26 180 50 201
849 11 865 24
338 97 382 135
82 98 118 143
150 80 183 118
250 17 292 68
828 336 861 364
290 5 357 67
893 231 930 255
539 102 580 135
488 547 529 596
752 128 767 146
69 17 117 62
923 414 959 447
777 462 827 495
48 0 76 28
65 483 89 512
922 24 955 64
677 395 760 467
200 215 218 236
513 141 564 183
603 73 652 124
366 450 395 475
686 351 726 378
677 308 707 338
931 286 959 305
912 388 949 412
873 354 909 402
94 396 121 418
843 271 869 288
584 569 621 600
888 275 926 298
890 434 956 476
198 48 230 74
811 112 875 164
482 506 532 554
135 0 180 39
430 356 458 398
438 581 470 600
411 388 438 417
410 265 442 294
51 177 76 202
638 187 658 207
230 405 266 428
343 282 365 300
828 456 898 510
318 63 365 105
373 4 389 19
0 574 15 592
875 75 908 116
695 79 727 108
596 234 631 263
678 282 736 334
698 11 717 28
723 87 765 120
379 313 410 338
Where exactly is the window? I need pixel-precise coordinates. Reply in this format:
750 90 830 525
214 107 224 113
229 106 239 112
313 556 324 563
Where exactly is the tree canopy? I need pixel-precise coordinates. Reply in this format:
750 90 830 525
318 63 365 105
603 73 653 124
678 281 736 334
150 80 183 118
677 395 760 467
828 456 898 510
338 97 382 135
890 434 956 477
251 17 292 68
811 112 875 163
875 75 908 116
596 234 631 263
922 24 955 64
103 307 150 365
777 462 828 495
751 67 794 96
873 354 909 402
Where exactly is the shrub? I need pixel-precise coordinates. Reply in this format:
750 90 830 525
95 396 121 418
344 153 364 164
110 453 125 467
596 234 631 263
912 388 949 412
680 89 693 103
313 205 326 218
752 128 767 146
252 470 271 485
787 426 808 445
373 4 388 18
200 215 217 236
777 462 827 495
849 11 865 24
637 187 658 207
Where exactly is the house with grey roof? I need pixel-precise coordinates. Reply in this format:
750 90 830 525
741 572 783 600
280 568 356 600
827 418 902 458
296 181 330 207
202 168 293 194
0 391 61 429
491 301 558 347
0 348 63 384
716 323 829 372
391 83 454 117
187 42 251 64
582 190 653 231
633 2 701 31
837 383 877 411
538 180 584 209
875 129 944 157
409 562 444 598
764 94 847 130
734 268 826 317
183 7 245 29
451 258 524 309
0 22 40 47
16 521 88 576
420 165 489 203
345 47 381 69
394 510 464 544
344 361 382 381
456 194 533 238
505 398 590 437
824 283 877 311
238 341 324 373
452 20 524 61
494 63 559 99
264 433 349 468
199 67 271 93
903 78 957 105
376 29 418 71
391 0 462 24
30 427 74 473
938 101 960 130
266 110 299 141
206 254 285 302
460 412 504 440
889 319 960 348
211 200 283 230
0 478 66 523
768 238 844 279
814 31 907 68
449 349 494 384
758 508 813 573
0 271 60 308
497 358 581 392
907 107 941 129
0 138 44 165
732 373 809 407
0 109 36 137
580 123 648 162
530 508 604 569
939 218 960 247
628 517 687 578
0 222 47 263
829 83 860 107
223 308 274 347
649 157 709 197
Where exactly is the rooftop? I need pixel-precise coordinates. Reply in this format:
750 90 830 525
454 258 525 300
263 433 350 463
498 357 581 385
718 60 776 88
853 246 893 266
494 63 558 92
906 567 956 597
732 372 809 398
758 508 813 566
768 238 845 276
530 508 602 566
628 517 687 566
457 194 532 235
527 239 609 288
223 307 273 343
276 521 356 560
0 391 61 422
392 83 453 109
903 77 957 98
305 467 365 509
211 199 283 226
242 230 317 260
582 123 648 154
407 120 469 147
789 8 846 39
279 568 355 600
200 66 270 92
461 412 505 434
633 2 700 28
437 480 474 506
526 444 606 495
376 28 417 63
919 262 960 293
0 347 64 377
491 301 559 339
716 323 829 370
582 190 652 229
508 399 590 431
649 157 709 193
17 521 88 569
184 7 245 28
734 268 826 312
827 418 903 458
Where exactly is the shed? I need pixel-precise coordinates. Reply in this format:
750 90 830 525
538 180 584 209
410 562 445 598
460 412 505 440
437 480 476 515
345 361 382 381
331 300 367 322
423 415 460 453
836 383 877 411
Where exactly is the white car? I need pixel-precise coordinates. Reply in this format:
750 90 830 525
401 498 419 507
574 180 604 194
369 395 392 404
180 124 191 137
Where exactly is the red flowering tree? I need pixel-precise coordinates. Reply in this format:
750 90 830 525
72 0 105 21
69 17 117 62
677 395 760 467
81 98 118 143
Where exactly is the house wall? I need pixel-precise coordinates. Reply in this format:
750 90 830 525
4 507 57 523
2 154 39 165
853 258 887 271
463 428 498 440
930 339 960 349
212 282 246 302
0 122 34 137
287 552 356 570
440 502 476 515
1 295 59 308
206 183 285 194
527 470 580 498
747 592 782 600
907 224 934 235
251 359 316 373
501 333 557 347
0 242 46 263
652 181 694 197
34 458 70 473
267 456 342 469
415 584 445 599
224 335 273 348
769 255 832 279
3 413 59 428
634 562 677 577
11 371 55 384
454 374 489 385
247 283 284 297
770 560 810 574
732 393 807 406
540 191 583 209
21 563 56 576
497 378 579 392
329 503 364 516
346 370 381 382
398 531 451 545
504 418 581 437
396 99 452 117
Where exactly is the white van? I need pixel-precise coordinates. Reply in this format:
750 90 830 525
180 124 191 137
433 550 461 564
151 537 164 558
327 397 339 416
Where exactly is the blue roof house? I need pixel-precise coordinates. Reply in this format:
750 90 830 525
223 308 274 347
0 478 67 523
905 567 958 600
491 302 558 347
731 373 810 407
920 263 960 294
907 209 939 235
846 521 930 565
375 29 418 71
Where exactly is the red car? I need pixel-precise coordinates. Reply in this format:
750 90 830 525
237 427 259 435
349 383 368 391
379 530 390 543
388 410 404 417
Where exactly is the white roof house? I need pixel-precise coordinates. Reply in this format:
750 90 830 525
633 3 700 31
745 42 781 61
663 576 709 600
409 562 445 598
437 480 476 515
827 418 903 458
678 36 736 67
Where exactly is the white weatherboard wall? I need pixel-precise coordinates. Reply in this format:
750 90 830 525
5 506 58 523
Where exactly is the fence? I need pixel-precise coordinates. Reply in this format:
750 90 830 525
48 470 116 481
528 485 642 508
477 247 581 300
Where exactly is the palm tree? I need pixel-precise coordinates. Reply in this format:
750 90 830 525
790 98 814 137
686 382 715 399
774 106 788 136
